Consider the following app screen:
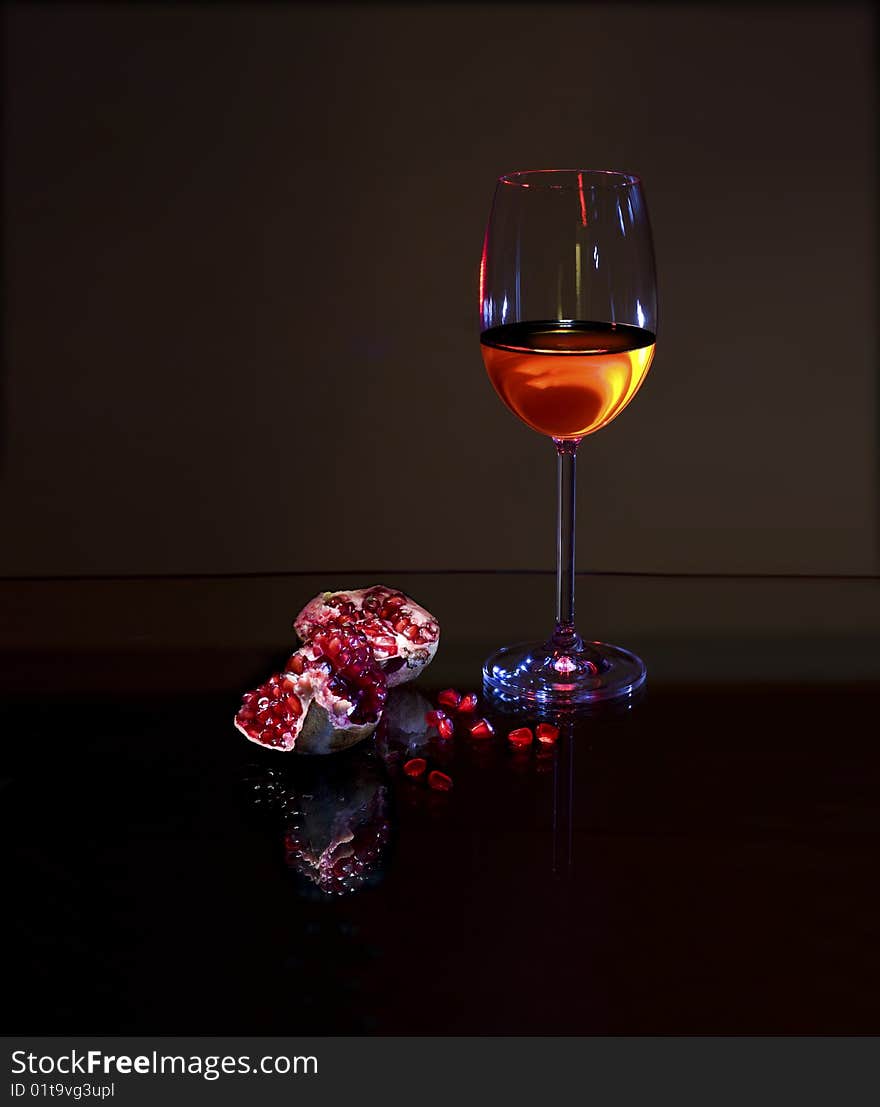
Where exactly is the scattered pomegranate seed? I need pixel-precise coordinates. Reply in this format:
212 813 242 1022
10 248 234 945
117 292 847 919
403 757 427 779
288 654 305 675
536 722 560 744
437 688 462 709
457 693 478 714
425 709 447 728
507 726 533 748
428 770 453 792
468 717 494 740
437 717 454 740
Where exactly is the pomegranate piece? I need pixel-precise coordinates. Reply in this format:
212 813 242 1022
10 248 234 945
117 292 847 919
468 717 494 740
425 709 448 728
457 693 479 714
507 726 533 748
437 688 462 709
234 626 387 755
428 770 453 792
437 717 454 740
294 585 440 687
404 757 427 779
536 722 560 745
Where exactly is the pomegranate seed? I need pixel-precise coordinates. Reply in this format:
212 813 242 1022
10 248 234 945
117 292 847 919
437 688 461 709
437 717 454 740
468 718 494 740
288 655 306 676
425 709 447 728
403 757 427 779
457 693 478 714
284 693 303 717
536 722 559 744
403 623 421 641
428 770 453 792
508 726 533 748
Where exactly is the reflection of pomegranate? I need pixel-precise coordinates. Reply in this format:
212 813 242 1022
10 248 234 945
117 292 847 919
235 628 386 754
242 748 392 897
294 585 439 687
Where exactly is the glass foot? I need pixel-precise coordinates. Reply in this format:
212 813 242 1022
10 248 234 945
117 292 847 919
482 639 646 708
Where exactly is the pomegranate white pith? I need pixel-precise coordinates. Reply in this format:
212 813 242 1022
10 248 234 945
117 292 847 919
234 628 386 755
294 586 440 687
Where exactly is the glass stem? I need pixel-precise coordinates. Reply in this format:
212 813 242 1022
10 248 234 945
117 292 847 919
552 437 582 653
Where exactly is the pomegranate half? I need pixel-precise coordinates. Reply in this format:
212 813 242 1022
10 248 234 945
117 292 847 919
294 585 440 687
234 627 387 755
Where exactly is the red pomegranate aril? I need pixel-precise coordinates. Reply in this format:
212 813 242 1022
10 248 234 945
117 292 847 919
437 688 462 709
393 618 409 635
437 718 454 740
468 718 494 740
403 757 427 779
457 693 478 714
508 726 533 748
425 709 447 728
536 723 560 744
428 770 453 792
288 655 305 675
285 693 303 717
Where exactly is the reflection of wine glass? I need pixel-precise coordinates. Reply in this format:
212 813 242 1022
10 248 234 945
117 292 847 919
480 169 657 705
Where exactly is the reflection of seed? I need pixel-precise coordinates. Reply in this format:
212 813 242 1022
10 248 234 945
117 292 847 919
403 757 427 779
428 770 453 792
536 723 560 744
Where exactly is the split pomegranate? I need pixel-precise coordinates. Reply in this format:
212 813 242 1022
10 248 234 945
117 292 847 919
234 627 387 755
294 585 440 687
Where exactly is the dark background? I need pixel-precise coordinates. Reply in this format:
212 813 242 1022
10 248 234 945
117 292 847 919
3 1 876 581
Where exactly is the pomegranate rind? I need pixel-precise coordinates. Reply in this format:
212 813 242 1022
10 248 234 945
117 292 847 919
293 586 440 687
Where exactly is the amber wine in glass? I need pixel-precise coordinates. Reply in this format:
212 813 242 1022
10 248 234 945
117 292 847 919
480 169 657 706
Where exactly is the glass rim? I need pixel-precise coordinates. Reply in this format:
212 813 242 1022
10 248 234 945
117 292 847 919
498 168 642 191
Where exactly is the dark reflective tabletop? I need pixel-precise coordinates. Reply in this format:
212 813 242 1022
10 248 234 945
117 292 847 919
2 572 879 1033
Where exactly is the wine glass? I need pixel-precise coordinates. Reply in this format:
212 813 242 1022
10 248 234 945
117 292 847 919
479 169 657 706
